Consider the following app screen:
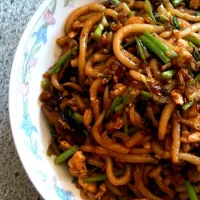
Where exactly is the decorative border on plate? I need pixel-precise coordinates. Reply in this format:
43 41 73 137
16 0 75 199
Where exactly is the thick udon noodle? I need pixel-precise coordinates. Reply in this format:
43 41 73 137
40 0 200 199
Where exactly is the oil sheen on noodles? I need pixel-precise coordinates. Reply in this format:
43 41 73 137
40 0 200 199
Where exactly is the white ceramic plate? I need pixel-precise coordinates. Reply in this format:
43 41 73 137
9 0 99 199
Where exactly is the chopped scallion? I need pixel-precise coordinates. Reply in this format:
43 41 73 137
122 94 131 105
49 46 78 75
140 35 170 64
172 0 184 7
196 11 200 16
173 16 180 30
54 146 78 164
109 0 120 5
93 24 104 39
162 70 176 79
184 181 198 200
189 74 200 85
182 102 194 110
106 96 122 118
135 36 147 63
115 103 125 112
128 11 136 17
185 35 200 46
143 32 177 58
140 91 152 100
84 170 124 183
73 112 83 124
145 0 157 23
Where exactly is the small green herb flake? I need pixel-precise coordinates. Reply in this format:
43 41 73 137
173 16 180 30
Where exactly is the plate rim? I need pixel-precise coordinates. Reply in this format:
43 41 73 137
8 0 55 199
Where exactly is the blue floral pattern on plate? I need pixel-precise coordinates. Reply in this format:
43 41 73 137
18 0 77 199
32 26 48 45
36 171 75 200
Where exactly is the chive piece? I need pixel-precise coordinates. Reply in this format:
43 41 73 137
93 24 104 39
128 11 136 17
145 0 157 23
173 16 180 30
84 174 107 183
142 45 150 59
49 46 78 75
189 41 196 48
162 70 176 79
172 0 183 7
135 36 147 63
140 35 170 64
143 32 177 58
109 0 120 5
122 94 131 105
184 181 198 200
182 102 194 110
73 112 83 124
193 47 200 61
196 11 200 16
189 42 200 61
54 146 78 164
115 103 125 112
123 111 128 135
140 91 152 100
189 74 200 85
128 127 139 135
189 92 196 102
185 36 200 45
84 171 124 183
106 96 122 118
41 79 50 90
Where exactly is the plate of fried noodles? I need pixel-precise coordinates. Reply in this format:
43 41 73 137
9 0 200 199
